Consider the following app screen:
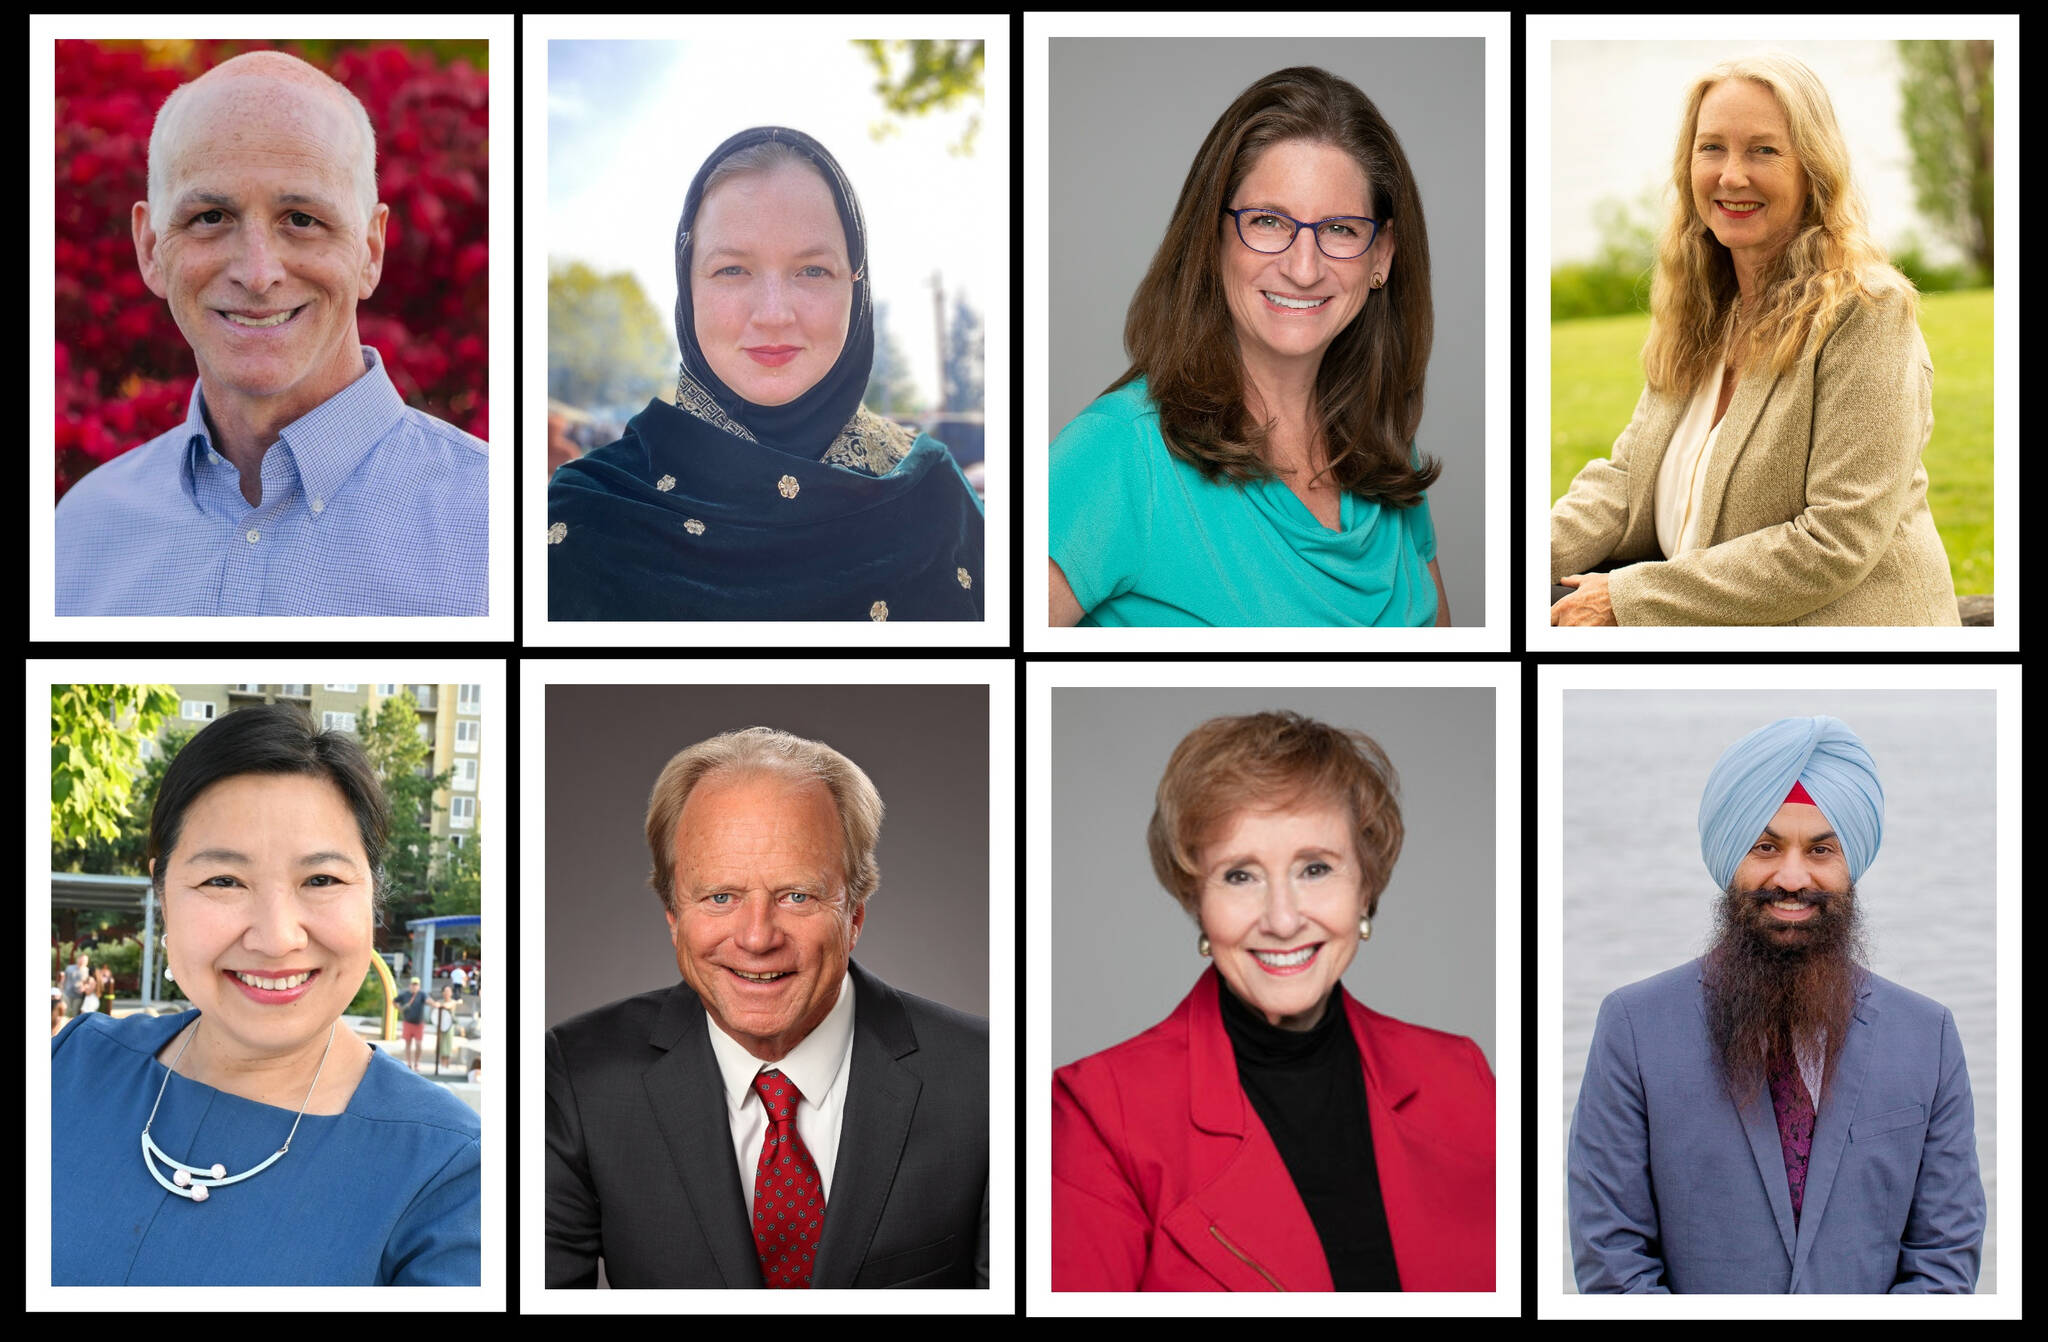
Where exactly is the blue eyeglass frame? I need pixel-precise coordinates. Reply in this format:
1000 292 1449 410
1221 206 1382 259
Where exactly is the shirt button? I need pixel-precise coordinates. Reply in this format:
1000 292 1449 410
311 498 325 514
209 451 223 465
246 529 260 544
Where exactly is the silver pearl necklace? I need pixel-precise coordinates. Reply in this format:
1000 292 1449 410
140 1016 339 1202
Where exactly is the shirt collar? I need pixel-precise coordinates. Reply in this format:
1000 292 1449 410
703 969 857 1119
178 347 406 514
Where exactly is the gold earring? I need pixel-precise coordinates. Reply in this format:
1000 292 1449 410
1198 933 1212 958
1358 914 1371 943
1371 274 1385 290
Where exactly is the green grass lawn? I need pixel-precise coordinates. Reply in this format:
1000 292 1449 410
1549 288 1993 595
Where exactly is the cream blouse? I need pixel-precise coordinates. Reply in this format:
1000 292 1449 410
1653 354 1737 559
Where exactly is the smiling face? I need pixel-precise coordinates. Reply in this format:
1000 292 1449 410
665 770 863 1062
1729 798 1852 945
1690 79 1809 278
1219 139 1389 388
154 773 375 1062
691 161 853 408
1195 797 1367 1030
132 76 385 430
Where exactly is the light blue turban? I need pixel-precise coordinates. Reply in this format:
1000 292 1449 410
1698 715 1884 889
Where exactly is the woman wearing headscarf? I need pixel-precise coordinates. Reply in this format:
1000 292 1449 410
1550 54 1957 626
548 127 984 622
1051 712 1493 1290
1047 67 1450 627
50 705 480 1285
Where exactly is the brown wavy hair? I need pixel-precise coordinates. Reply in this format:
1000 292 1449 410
1147 711 1405 919
1112 66 1438 507
1643 53 1915 396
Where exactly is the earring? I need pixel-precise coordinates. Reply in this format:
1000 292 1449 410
1358 914 1372 943
1197 933 1212 958
161 936 173 981
1371 274 1385 290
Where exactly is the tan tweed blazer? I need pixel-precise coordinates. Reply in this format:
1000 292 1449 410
1549 282 1959 626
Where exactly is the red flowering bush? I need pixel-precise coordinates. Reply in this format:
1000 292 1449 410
54 40 489 502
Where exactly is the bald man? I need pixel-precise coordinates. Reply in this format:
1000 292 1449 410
1567 716 1984 1293
55 50 487 617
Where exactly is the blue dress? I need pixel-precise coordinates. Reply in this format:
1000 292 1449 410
52 1009 480 1285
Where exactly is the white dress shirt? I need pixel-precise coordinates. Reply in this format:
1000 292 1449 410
703 971 857 1201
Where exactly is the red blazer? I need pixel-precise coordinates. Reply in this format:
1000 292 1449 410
1052 969 1494 1291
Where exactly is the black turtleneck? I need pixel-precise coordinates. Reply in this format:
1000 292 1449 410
1217 974 1402 1291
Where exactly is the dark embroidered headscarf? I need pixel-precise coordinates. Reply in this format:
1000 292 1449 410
673 126 876 456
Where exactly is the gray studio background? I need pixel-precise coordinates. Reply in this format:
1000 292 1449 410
1052 686 1496 1069
544 684 989 1030
1559 689 1998 1294
1048 38 1487 626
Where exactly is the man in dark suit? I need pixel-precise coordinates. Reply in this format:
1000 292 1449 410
545 727 988 1289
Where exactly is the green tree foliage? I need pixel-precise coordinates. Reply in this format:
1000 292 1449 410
943 292 984 414
864 299 921 416
435 838 482 917
54 723 194 878
1896 40 1993 282
854 39 983 154
357 692 452 943
50 685 179 852
1549 189 1661 321
548 260 676 414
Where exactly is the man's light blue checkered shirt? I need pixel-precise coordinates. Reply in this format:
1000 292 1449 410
54 347 487 616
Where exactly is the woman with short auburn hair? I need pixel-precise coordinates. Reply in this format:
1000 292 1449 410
1550 53 1958 626
1049 67 1450 628
1052 711 1493 1291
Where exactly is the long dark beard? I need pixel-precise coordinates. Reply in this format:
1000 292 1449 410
1701 883 1865 1104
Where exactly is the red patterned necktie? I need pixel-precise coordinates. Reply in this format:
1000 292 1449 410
1766 1052 1816 1225
751 1069 826 1288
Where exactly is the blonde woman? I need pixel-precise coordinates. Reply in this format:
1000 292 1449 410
1550 54 1957 626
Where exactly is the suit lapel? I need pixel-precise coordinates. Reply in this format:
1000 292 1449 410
1698 972 1799 1265
1689 365 1775 546
1621 393 1687 557
1160 971 1333 1291
810 961 921 1289
1347 997 1446 1289
642 986 763 1287
1787 978 1878 1291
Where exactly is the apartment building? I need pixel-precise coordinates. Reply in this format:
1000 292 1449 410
157 683 484 848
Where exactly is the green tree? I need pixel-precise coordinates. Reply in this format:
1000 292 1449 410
864 299 920 416
434 836 482 917
854 39 983 154
357 692 451 945
50 685 180 852
548 259 676 413
942 292 984 414
1897 40 1993 282
55 723 194 878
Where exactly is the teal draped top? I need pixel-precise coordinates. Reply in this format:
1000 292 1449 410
1049 379 1438 627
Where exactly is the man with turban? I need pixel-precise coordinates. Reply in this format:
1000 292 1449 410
1567 716 1984 1293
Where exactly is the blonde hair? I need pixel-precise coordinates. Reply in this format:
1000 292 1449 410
1641 53 1913 395
1146 711 1405 919
644 727 884 915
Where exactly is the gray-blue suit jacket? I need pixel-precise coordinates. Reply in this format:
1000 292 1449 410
1568 959 1983 1293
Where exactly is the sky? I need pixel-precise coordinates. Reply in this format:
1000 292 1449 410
1549 40 1966 268
547 39 987 409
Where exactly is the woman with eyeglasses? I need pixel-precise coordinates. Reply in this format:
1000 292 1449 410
1048 66 1447 628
